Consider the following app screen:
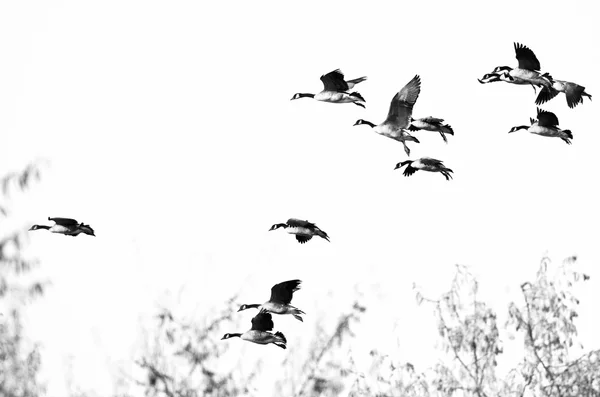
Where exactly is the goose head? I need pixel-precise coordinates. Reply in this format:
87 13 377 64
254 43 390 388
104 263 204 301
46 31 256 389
478 72 502 84
237 304 260 312
269 223 288 231
221 333 242 340
29 224 50 231
394 160 413 170
508 125 529 133
353 119 376 128
291 93 314 100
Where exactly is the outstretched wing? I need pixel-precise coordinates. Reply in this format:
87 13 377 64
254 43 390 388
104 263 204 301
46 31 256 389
286 218 316 228
251 310 274 331
320 69 349 92
535 86 560 106
564 83 586 109
384 75 421 129
419 157 445 167
48 217 79 226
270 280 302 305
514 42 541 71
296 235 313 244
536 108 559 127
402 165 418 177
420 116 444 124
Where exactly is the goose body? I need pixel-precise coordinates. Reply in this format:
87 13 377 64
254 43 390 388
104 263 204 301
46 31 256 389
291 69 366 107
353 75 421 156
222 310 287 349
478 70 548 88
238 279 305 321
536 80 592 108
269 218 330 244
508 108 573 144
481 43 554 92
498 68 552 88
478 71 545 96
408 117 454 143
29 217 95 237
394 157 453 180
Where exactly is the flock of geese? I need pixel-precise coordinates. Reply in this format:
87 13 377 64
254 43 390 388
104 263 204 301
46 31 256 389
219 42 592 349
221 279 305 349
289 42 592 181
478 43 590 144
292 70 454 177
27 42 591 349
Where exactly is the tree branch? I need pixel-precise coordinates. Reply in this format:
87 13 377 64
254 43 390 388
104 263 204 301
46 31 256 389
521 286 554 381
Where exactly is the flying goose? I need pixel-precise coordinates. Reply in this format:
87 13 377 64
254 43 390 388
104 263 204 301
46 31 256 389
481 43 554 92
353 75 421 156
535 79 592 109
394 158 453 180
508 108 573 144
291 69 367 107
477 71 539 95
408 117 454 143
29 217 95 236
221 310 287 349
238 279 305 322
269 218 330 244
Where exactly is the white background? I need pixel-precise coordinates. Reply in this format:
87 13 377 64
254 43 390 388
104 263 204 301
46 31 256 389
1 1 599 396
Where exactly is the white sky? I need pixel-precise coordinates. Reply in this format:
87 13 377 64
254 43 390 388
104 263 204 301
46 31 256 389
1 1 599 396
